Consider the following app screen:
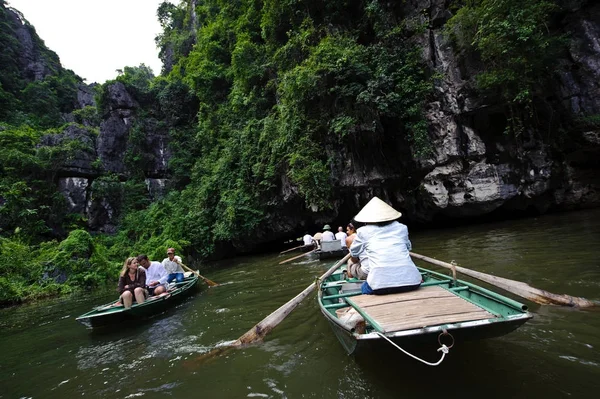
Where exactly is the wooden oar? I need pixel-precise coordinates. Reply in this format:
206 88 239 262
178 262 219 287
234 253 352 345
280 244 305 255
279 249 316 264
410 252 597 308
188 253 352 367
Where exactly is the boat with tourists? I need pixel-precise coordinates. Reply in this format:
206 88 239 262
76 272 200 329
315 240 347 261
318 260 533 357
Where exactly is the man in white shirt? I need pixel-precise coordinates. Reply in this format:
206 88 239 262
321 224 335 241
302 233 314 246
335 226 348 248
162 248 185 284
137 254 168 295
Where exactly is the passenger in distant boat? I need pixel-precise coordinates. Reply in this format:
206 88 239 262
335 226 348 249
162 248 185 284
118 257 147 308
321 225 335 241
302 232 314 246
349 197 422 295
137 254 168 296
313 231 323 249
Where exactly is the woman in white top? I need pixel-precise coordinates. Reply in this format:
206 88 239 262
349 197 422 295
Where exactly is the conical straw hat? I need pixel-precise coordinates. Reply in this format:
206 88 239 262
353 196 402 223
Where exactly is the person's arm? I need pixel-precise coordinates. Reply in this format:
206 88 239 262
135 269 146 289
400 224 412 251
118 275 126 294
350 230 365 258
157 264 169 285
345 234 354 248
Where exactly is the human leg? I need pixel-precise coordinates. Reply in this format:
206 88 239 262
133 287 146 304
166 273 177 283
153 284 167 295
175 273 184 283
120 290 133 308
348 262 368 280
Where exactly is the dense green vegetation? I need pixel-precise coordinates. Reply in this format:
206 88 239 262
0 0 579 305
445 0 564 136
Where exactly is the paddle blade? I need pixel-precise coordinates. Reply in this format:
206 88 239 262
201 276 219 287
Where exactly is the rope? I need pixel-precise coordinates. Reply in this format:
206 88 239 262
375 332 450 366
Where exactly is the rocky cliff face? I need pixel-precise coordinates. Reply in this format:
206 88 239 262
320 0 600 227
36 1 600 248
43 82 171 233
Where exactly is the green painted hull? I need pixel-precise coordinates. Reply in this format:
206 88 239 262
318 264 533 355
76 275 200 329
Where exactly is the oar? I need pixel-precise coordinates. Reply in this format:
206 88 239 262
410 252 597 308
279 249 316 265
234 253 351 345
280 244 305 255
178 262 219 287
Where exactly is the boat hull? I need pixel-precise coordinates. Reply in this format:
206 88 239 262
76 275 200 329
317 248 348 261
318 264 533 356
321 306 531 355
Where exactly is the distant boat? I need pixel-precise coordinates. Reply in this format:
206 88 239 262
76 273 200 329
315 240 348 260
318 263 532 355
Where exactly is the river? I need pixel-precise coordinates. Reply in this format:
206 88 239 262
1 209 599 398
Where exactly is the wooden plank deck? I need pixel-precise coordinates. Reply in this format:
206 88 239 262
346 286 495 333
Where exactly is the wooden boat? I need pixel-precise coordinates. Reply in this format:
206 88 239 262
76 272 200 329
318 263 533 356
315 240 348 260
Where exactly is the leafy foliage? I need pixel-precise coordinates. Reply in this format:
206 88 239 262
445 0 564 135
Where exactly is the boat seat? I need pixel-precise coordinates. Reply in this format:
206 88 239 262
346 286 496 333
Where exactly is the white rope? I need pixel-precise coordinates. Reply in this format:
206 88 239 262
375 332 450 366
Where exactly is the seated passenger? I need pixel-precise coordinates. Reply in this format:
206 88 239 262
162 248 185 284
118 257 147 308
349 197 422 295
335 226 348 249
302 232 314 246
313 231 323 249
347 222 370 280
137 254 168 296
321 225 335 241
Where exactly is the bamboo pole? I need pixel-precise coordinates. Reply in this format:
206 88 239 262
410 252 597 308
280 244 306 255
279 249 316 264
233 253 351 345
189 254 352 366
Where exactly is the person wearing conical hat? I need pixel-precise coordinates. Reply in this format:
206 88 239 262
349 196 422 295
321 224 335 241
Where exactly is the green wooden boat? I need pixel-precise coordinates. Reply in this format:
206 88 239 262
76 273 200 329
318 263 533 356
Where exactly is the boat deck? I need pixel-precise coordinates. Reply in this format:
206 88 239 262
346 286 496 333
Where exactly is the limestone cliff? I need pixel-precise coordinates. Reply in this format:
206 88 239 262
14 1 598 249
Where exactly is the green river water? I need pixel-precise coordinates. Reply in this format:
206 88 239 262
1 209 599 398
